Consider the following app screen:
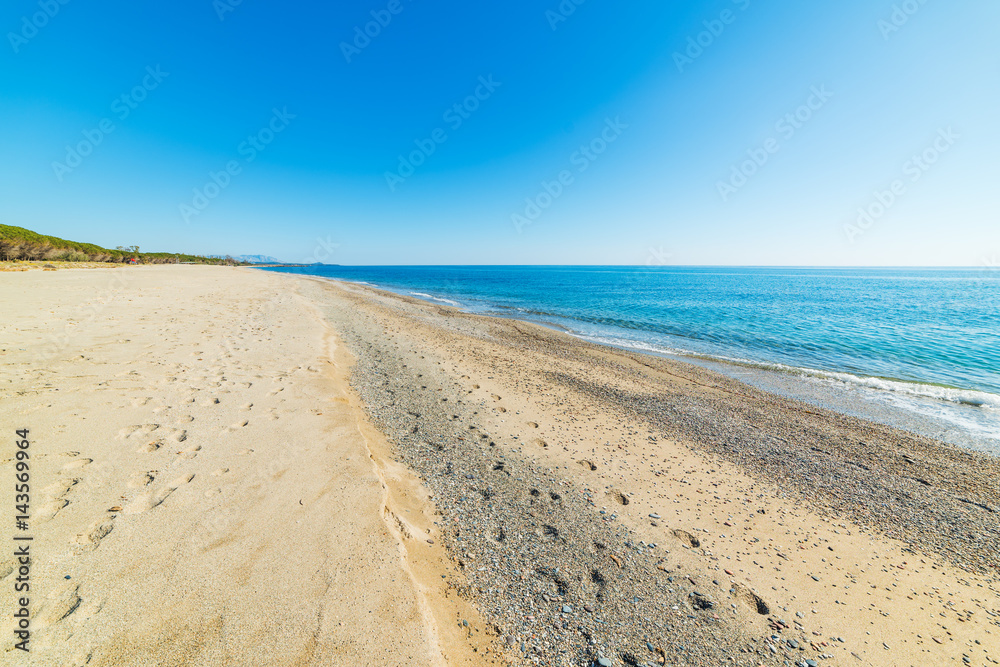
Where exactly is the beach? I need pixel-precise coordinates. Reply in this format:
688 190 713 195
4 266 998 666
1 266 493 666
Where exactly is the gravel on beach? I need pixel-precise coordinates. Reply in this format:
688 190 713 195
309 278 1000 666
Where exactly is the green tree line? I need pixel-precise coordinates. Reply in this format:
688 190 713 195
0 225 243 265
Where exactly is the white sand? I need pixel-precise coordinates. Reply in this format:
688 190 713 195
1 266 493 666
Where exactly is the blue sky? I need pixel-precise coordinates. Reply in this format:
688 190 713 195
1 0 997 265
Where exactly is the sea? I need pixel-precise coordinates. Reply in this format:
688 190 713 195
260 266 1000 455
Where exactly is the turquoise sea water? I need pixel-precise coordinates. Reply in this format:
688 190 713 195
261 266 1000 451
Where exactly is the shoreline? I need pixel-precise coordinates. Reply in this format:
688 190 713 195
259 268 1000 456
300 272 1000 666
6 265 999 666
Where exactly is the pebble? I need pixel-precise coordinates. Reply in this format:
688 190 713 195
338 299 945 667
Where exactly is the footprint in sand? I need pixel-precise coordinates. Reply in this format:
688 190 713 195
35 478 81 523
120 425 187 453
731 582 770 615
606 489 630 506
176 445 202 460
211 468 229 476
204 488 222 498
578 459 598 471
72 518 115 552
671 529 701 548
35 499 70 523
35 583 82 628
199 397 221 406
124 474 195 515
532 438 548 448
118 424 157 440
61 459 92 471
527 421 539 428
44 478 81 497
223 420 249 433
127 471 156 488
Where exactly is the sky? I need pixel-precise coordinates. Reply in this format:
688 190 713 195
1 0 997 265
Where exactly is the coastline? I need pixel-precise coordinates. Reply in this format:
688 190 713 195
260 266 1000 455
300 272 1000 667
5 265 998 666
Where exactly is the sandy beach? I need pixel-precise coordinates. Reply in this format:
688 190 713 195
3 266 998 667
1 266 493 666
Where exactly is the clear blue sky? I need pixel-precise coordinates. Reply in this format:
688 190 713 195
1 0 997 265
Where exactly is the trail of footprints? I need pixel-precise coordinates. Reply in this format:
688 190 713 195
20 305 298 646
117 423 188 453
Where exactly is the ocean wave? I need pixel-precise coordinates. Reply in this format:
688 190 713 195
572 333 1000 411
409 292 461 307
815 371 999 410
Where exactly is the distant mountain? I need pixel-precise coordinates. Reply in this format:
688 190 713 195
235 255 282 264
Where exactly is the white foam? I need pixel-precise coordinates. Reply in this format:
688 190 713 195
574 331 1000 444
571 333 1000 412
409 292 461 307
815 371 999 411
